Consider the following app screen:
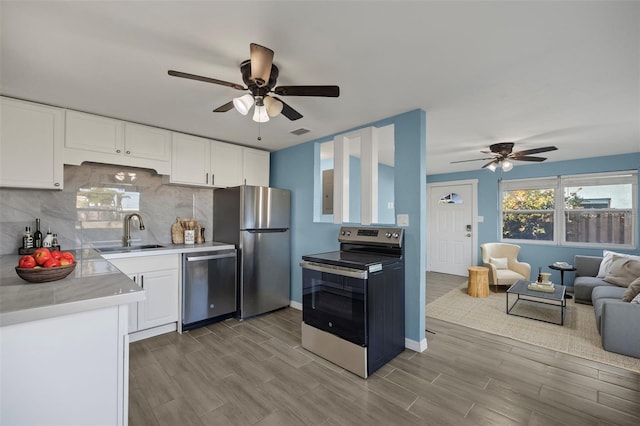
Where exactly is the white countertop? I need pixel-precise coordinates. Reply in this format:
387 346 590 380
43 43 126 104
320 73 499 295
0 241 235 326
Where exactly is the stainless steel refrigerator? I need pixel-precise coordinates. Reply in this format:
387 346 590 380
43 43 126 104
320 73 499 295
213 185 291 319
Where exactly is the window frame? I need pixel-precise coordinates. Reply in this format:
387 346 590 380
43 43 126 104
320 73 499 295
500 171 637 249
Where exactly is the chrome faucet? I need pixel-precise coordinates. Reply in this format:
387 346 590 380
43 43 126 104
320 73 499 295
123 213 145 246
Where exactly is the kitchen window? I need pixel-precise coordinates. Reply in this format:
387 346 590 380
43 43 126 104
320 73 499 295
500 171 637 249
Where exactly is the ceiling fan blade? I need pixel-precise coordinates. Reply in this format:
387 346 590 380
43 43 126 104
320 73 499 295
481 160 499 169
273 85 340 97
168 70 245 91
450 157 495 164
512 146 558 156
273 97 303 121
213 101 235 113
511 155 547 162
249 43 274 88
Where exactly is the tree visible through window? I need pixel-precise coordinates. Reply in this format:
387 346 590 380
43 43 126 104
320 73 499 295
500 172 637 248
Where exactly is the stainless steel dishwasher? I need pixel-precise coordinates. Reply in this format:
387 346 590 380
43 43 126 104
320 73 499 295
182 249 237 331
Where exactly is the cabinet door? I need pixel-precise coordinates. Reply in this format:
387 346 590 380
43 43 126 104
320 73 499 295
124 123 171 162
65 110 124 155
169 133 210 186
0 97 64 189
137 269 179 331
211 141 243 187
243 148 270 186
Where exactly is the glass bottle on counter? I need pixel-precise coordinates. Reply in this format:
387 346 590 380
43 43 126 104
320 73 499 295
51 234 60 251
22 227 33 249
43 228 54 248
33 218 42 249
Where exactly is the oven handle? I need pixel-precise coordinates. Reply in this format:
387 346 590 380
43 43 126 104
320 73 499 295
300 261 368 279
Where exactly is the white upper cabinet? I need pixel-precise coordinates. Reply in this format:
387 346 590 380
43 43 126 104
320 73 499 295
211 142 243 187
243 147 270 187
168 132 210 186
64 110 171 174
0 97 65 189
124 122 171 162
168 133 267 188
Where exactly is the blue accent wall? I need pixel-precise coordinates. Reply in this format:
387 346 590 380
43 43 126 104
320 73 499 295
427 153 640 287
271 109 427 344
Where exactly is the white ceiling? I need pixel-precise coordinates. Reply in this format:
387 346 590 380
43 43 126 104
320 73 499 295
1 1 638 175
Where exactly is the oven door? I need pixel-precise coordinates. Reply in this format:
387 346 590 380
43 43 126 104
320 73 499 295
300 261 367 346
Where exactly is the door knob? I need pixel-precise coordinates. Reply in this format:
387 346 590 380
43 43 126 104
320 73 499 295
466 233 471 237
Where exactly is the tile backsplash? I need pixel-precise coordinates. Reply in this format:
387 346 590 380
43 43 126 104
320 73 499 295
0 163 213 255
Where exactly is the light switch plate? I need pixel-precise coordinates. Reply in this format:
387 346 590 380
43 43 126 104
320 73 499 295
397 214 409 227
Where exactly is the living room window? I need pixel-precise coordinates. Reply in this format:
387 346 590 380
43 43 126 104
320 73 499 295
500 171 637 249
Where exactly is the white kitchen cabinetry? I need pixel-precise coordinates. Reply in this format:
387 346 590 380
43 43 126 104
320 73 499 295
243 147 270 186
0 305 129 426
167 132 210 186
108 254 179 337
167 132 249 188
211 142 244 187
0 97 64 189
64 110 171 174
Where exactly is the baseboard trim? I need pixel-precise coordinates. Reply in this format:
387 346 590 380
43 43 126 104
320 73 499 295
289 300 302 311
129 323 177 343
405 337 428 352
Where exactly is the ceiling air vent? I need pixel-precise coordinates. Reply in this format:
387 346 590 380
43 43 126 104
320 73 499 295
290 128 311 136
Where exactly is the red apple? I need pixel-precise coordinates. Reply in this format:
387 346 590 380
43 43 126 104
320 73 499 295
61 251 75 263
33 248 52 266
50 250 63 261
59 258 72 266
43 258 61 268
18 255 36 269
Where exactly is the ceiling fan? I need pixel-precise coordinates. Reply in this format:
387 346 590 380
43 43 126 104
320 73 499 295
451 142 558 172
168 43 340 123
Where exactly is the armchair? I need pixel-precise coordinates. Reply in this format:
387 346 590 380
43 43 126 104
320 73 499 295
480 243 531 291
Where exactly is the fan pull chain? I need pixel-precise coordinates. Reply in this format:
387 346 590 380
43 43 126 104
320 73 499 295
257 120 262 141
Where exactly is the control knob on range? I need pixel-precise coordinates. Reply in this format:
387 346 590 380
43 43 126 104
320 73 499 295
385 232 392 238
392 232 400 239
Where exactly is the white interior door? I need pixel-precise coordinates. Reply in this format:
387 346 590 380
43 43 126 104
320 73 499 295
427 181 477 276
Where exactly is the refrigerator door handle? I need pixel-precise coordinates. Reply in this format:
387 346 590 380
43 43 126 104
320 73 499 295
246 228 288 233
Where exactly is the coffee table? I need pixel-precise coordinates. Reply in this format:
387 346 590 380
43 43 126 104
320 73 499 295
506 280 566 325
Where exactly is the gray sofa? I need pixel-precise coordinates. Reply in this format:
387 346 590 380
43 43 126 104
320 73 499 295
573 255 640 358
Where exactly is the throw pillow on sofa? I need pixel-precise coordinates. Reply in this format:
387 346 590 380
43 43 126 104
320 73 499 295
603 255 640 287
622 277 640 302
632 293 640 304
597 250 640 278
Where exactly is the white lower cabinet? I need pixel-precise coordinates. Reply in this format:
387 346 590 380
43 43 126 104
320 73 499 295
0 305 129 426
108 254 179 335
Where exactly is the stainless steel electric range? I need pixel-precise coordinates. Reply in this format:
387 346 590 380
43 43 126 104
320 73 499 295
300 226 405 378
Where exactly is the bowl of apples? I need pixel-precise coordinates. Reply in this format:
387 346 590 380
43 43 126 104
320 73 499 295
15 248 76 283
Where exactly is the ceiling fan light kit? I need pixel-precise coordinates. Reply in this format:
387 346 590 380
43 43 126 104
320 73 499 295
453 142 558 172
168 42 340 128
233 94 254 115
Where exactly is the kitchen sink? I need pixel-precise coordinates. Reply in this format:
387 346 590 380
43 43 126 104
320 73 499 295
96 244 166 253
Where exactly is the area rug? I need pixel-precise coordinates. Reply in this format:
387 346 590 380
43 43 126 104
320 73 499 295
426 285 640 373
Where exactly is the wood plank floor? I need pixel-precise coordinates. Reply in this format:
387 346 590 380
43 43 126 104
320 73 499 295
129 273 640 425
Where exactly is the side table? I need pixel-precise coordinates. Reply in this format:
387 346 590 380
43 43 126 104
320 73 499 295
468 266 490 298
549 264 577 299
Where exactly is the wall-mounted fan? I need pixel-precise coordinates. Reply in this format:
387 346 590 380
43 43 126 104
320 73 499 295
168 43 339 121
451 142 558 171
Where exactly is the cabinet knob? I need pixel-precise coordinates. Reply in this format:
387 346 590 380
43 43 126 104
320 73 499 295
54 182 60 187
116 149 121 153
126 150 130 155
